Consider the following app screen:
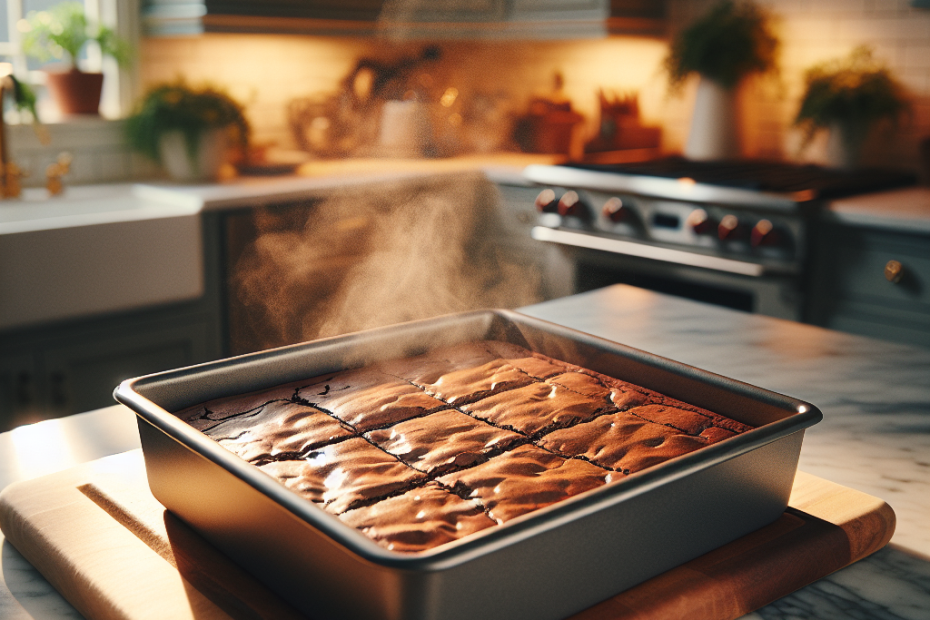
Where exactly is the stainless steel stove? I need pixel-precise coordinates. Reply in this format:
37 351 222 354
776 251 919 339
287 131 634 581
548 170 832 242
523 157 915 319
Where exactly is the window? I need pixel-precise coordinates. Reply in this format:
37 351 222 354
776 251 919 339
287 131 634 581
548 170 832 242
1 0 138 119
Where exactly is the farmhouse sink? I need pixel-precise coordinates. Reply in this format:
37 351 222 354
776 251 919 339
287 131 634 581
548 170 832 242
0 185 203 331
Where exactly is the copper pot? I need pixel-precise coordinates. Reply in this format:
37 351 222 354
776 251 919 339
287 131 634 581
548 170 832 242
45 69 104 115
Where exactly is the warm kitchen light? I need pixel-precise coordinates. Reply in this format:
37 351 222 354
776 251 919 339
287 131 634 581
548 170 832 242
440 87 459 107
0 63 12 77
678 177 697 186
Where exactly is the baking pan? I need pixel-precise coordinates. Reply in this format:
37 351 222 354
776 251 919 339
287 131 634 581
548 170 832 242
115 309 821 620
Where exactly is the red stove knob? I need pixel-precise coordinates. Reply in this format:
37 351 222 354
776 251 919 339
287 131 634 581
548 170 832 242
751 219 780 247
535 189 559 213
557 191 588 219
686 208 714 235
718 214 745 241
602 197 635 223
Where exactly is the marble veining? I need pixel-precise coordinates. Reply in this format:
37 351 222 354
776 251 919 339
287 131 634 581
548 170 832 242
1 284 928 619
1 539 85 620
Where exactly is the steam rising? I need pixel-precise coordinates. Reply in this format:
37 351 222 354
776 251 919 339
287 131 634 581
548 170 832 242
232 172 542 353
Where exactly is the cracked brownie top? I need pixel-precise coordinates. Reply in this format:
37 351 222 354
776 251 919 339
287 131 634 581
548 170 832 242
175 341 753 554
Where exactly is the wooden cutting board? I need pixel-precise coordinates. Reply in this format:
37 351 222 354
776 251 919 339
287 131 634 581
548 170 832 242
0 450 895 620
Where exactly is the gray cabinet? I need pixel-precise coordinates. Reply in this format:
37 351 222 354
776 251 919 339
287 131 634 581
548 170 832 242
808 224 930 347
0 212 226 432
0 312 221 432
141 0 656 37
0 350 38 423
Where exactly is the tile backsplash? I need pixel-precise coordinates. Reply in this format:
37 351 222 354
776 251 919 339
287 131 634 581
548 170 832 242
139 0 929 173
13 0 930 186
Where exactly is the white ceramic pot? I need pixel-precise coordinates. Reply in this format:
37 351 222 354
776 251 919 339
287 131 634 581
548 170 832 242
825 120 870 170
377 100 431 157
158 127 229 182
685 77 742 161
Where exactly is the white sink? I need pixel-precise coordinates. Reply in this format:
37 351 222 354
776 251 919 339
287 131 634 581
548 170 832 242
0 185 204 331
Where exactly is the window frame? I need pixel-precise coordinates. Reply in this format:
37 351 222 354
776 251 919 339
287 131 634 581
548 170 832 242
2 0 140 119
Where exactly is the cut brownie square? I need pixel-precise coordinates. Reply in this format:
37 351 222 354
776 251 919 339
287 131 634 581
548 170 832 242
203 401 355 464
459 381 613 437
378 342 536 405
296 367 449 432
366 409 525 475
337 482 496 553
175 379 308 423
258 437 426 514
629 403 754 435
481 340 568 379
538 407 742 474
437 445 614 524
546 371 650 410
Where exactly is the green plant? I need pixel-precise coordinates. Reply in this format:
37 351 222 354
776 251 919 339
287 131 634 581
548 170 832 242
665 0 779 91
18 2 131 70
794 46 909 146
125 82 250 161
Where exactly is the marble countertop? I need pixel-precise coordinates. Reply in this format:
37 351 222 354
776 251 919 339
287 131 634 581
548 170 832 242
1 285 929 619
827 186 930 235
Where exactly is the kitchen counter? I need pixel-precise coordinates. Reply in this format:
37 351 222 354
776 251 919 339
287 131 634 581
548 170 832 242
827 186 930 234
1 284 928 619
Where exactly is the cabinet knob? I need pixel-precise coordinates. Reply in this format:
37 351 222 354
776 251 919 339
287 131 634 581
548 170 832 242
884 260 904 283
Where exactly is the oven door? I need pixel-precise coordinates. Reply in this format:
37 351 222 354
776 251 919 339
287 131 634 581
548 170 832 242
531 226 805 321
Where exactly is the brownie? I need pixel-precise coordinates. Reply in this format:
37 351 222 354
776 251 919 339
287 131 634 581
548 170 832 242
437 445 614 524
258 437 426 515
338 482 496 553
181 340 754 554
537 407 744 474
295 367 450 432
365 409 525 475
459 380 612 436
206 401 355 464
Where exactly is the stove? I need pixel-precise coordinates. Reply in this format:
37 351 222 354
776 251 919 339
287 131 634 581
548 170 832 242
523 157 915 319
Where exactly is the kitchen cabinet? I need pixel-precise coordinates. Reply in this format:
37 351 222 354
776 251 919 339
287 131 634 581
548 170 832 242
141 0 649 37
0 308 223 432
607 0 666 35
0 316 213 431
0 212 227 432
808 224 930 347
0 351 37 425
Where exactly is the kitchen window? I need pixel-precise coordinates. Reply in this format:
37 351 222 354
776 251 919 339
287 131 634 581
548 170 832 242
2 0 139 119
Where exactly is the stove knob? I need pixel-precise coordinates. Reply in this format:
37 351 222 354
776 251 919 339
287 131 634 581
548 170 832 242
557 191 589 219
750 219 780 247
718 214 746 241
686 208 714 235
602 197 636 224
534 189 559 213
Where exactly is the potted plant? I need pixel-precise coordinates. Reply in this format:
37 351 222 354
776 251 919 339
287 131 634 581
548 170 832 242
794 46 909 169
126 81 250 182
19 2 131 116
665 0 779 160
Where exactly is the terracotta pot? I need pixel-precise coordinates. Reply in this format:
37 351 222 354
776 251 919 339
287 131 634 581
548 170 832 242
45 70 104 115
685 77 743 161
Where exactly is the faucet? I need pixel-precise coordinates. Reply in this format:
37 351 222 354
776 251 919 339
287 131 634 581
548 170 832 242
0 73 26 199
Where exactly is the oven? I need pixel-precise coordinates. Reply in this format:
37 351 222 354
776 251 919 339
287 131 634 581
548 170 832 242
523 157 914 320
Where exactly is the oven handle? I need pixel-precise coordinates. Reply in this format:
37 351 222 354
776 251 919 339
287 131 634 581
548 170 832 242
531 227 766 277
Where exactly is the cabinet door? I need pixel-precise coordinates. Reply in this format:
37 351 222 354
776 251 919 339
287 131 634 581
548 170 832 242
809 225 930 347
42 320 215 417
0 350 39 432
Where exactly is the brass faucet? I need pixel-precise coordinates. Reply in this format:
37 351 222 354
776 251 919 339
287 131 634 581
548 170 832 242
0 74 27 199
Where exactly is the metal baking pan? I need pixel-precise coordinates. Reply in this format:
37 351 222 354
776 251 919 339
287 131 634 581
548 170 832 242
115 309 821 620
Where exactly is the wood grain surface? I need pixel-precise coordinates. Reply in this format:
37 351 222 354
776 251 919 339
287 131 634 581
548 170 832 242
0 451 895 620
